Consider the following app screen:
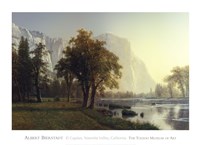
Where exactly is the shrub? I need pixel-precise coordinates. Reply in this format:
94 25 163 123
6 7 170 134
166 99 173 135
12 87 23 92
54 97 60 102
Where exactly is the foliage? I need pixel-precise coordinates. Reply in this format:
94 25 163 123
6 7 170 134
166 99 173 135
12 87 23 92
164 65 189 97
103 91 134 98
12 43 20 102
30 43 48 102
51 79 61 98
40 74 51 98
154 84 168 97
54 97 60 102
12 38 50 102
56 29 122 108
54 56 74 102
12 37 33 102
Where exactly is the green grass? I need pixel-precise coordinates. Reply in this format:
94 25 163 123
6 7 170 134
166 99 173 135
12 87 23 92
83 109 158 130
12 101 159 130
12 102 110 130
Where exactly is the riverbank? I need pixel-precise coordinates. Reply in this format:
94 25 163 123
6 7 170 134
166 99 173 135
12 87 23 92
97 97 189 130
12 100 158 130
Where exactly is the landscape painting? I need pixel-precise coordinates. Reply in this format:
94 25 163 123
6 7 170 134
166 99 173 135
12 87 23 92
12 12 189 130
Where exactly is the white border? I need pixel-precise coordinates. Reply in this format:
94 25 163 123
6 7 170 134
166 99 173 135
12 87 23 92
1 0 200 145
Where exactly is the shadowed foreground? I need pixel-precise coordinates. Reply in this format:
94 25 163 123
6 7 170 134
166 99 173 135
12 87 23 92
12 101 158 130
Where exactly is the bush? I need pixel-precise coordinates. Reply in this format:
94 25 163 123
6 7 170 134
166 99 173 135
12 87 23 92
54 97 60 102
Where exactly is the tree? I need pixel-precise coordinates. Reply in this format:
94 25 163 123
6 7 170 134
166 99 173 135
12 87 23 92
40 74 51 98
60 80 67 98
88 39 122 108
155 84 163 97
12 43 21 102
17 37 32 101
31 43 48 102
55 56 74 102
50 78 61 98
164 66 189 97
65 30 94 108
183 65 189 97
56 29 122 108
164 76 175 98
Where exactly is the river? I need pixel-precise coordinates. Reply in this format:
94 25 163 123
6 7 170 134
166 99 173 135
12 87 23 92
97 98 189 130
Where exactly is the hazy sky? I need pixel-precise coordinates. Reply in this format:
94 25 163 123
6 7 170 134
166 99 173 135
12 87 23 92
12 13 189 83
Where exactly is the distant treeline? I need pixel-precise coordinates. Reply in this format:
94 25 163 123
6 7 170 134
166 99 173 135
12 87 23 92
155 65 189 98
103 65 189 98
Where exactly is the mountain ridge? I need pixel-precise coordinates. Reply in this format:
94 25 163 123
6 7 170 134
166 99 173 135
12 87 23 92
12 23 155 93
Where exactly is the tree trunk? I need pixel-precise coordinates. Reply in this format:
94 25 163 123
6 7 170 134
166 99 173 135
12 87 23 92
82 91 89 108
66 82 72 102
67 88 70 102
27 92 30 102
179 81 185 98
21 87 25 102
82 95 88 108
168 84 173 98
36 84 42 102
82 85 89 108
89 83 96 109
26 81 31 101
35 75 42 102
169 88 173 98
181 87 185 98
14 77 22 102
185 83 189 97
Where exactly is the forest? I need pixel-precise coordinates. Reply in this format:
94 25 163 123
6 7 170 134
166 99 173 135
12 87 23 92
12 29 122 108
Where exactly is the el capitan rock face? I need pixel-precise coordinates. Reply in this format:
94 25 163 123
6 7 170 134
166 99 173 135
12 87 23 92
96 33 155 93
12 24 155 93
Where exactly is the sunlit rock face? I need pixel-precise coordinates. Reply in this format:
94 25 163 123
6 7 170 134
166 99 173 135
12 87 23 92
96 33 155 93
12 24 155 93
12 23 66 72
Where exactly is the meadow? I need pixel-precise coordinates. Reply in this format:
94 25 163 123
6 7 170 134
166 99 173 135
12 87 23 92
12 99 158 130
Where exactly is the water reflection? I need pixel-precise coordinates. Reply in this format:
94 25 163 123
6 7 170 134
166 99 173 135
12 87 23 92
112 104 189 130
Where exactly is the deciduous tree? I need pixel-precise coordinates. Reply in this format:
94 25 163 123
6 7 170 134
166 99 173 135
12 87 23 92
56 29 122 108
55 55 74 102
164 65 189 97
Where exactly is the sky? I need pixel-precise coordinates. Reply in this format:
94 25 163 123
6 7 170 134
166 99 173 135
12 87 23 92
12 12 189 84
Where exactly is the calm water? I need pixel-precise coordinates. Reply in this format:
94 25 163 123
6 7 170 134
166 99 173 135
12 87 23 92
99 98 189 130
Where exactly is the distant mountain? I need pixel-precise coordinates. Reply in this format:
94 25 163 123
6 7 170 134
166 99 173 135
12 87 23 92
12 23 66 71
96 33 155 93
12 23 155 93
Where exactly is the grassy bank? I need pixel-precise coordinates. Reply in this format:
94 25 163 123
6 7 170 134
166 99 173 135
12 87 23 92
83 109 158 130
12 101 158 130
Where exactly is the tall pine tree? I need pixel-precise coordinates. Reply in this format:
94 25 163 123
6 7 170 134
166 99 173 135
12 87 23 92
12 43 21 102
17 37 32 101
31 43 48 102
